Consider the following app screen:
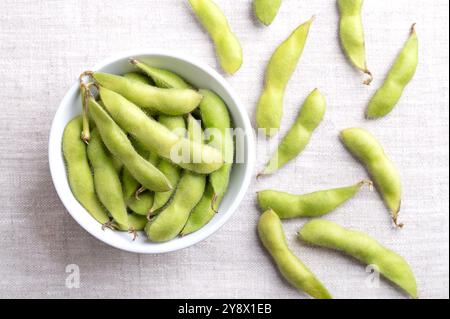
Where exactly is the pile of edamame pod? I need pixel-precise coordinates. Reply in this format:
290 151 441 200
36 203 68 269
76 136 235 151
62 0 419 299
251 0 418 299
64 58 234 242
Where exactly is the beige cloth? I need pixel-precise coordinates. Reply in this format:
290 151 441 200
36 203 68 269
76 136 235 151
0 0 448 298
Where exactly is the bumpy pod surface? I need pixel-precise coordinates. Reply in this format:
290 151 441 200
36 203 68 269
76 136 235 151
340 128 402 226
261 88 325 174
145 171 206 242
257 180 369 218
62 116 109 224
93 72 202 115
256 17 314 136
367 24 418 118
258 209 332 299
88 98 172 192
188 0 243 74
130 59 191 89
299 219 418 298
99 87 224 174
338 0 372 84
87 129 129 230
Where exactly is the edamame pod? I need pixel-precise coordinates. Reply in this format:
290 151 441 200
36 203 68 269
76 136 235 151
340 128 402 226
258 209 332 299
88 98 172 192
198 89 233 200
127 214 148 231
130 59 191 89
128 191 154 216
257 180 371 218
260 89 325 175
93 72 202 115
299 219 418 298
181 183 219 236
123 72 152 85
99 87 224 174
87 129 129 230
253 0 282 26
62 116 110 224
150 115 186 213
188 0 243 74
145 171 206 242
256 17 314 136
338 0 372 84
367 24 418 118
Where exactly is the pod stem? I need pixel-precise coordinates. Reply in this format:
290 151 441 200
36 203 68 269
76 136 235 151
80 83 90 144
211 194 219 214
362 69 373 85
359 179 374 191
135 186 145 200
101 220 116 231
128 227 138 241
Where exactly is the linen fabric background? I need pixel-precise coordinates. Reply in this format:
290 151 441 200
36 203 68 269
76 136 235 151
0 0 448 298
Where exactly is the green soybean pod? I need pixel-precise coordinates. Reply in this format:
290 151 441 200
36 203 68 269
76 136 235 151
187 113 204 144
130 59 191 89
260 89 325 175
123 72 152 85
121 137 149 201
188 0 243 74
127 213 148 231
256 16 314 137
253 0 282 26
258 209 332 299
93 72 202 115
110 156 123 173
340 128 402 226
88 97 172 192
150 115 186 214
299 219 418 298
198 89 233 200
87 129 129 230
257 180 371 218
338 0 372 84
181 183 218 235
145 170 206 242
128 191 154 216
98 87 224 174
62 116 110 224
367 24 418 118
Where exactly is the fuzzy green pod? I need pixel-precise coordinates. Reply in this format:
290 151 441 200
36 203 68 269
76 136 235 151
338 0 372 84
256 17 314 136
299 219 418 298
145 171 206 242
340 128 402 226
260 89 325 175
87 129 129 230
258 209 332 299
181 183 219 236
198 89 233 200
88 98 172 192
257 180 371 218
150 115 186 213
123 72 152 85
188 0 243 74
93 72 202 115
367 24 418 118
127 214 148 231
99 87 224 174
130 59 191 89
62 116 110 224
128 191 154 216
253 0 282 26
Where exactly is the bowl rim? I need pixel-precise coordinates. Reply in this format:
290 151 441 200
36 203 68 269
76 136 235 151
48 50 256 254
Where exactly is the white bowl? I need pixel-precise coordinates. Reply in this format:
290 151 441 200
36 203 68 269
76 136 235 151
49 51 255 254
